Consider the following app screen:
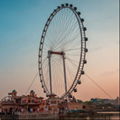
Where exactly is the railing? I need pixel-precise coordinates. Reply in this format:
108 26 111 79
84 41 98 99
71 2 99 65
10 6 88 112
0 112 59 120
16 112 59 119
0 111 119 120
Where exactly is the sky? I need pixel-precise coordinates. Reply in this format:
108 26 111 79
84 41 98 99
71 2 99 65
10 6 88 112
0 0 119 101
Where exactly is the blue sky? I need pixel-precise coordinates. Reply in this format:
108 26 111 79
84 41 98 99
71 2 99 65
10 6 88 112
0 0 119 100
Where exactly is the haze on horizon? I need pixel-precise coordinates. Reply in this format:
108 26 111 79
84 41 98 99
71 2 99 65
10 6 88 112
0 0 119 101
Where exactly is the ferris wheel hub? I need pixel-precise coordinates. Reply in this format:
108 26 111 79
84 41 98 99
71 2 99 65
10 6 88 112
48 50 65 56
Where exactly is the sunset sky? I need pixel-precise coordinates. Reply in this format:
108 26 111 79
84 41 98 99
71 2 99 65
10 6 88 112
0 0 119 101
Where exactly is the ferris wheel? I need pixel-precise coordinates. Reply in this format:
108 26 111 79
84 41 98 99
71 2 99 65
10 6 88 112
38 3 88 99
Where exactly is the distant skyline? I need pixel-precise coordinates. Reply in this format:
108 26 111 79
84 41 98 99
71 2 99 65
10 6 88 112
0 0 119 100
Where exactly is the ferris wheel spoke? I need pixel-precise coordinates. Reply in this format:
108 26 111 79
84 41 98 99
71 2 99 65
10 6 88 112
64 8 74 26
43 65 49 92
54 26 71 49
64 48 81 52
66 62 75 87
66 57 79 68
66 58 79 65
54 13 78 49
66 53 80 56
56 28 80 50
48 18 61 48
54 22 78 50
42 57 48 64
43 42 51 50
55 32 79 51
50 9 70 48
66 62 77 90
51 58 63 95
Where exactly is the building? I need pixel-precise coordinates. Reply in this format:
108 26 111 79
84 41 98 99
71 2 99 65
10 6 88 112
90 97 120 111
45 94 61 114
0 90 101 114
91 97 120 105
0 90 46 113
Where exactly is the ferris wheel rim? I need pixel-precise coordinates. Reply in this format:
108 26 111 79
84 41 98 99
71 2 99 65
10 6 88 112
38 3 88 98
